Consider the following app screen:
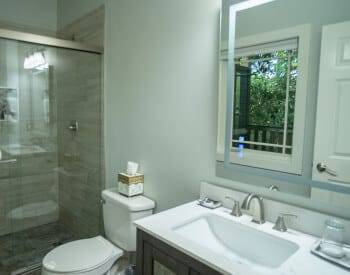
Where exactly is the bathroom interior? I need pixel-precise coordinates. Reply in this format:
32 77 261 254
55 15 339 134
0 0 349 274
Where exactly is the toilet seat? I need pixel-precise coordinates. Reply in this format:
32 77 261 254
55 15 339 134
42 236 123 274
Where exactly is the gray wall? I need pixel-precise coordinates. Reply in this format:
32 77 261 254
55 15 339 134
57 0 105 29
0 0 57 35
0 0 105 34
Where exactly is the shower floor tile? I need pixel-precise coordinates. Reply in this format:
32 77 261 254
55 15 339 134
0 222 75 275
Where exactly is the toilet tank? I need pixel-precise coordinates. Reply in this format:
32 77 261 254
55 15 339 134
102 188 155 252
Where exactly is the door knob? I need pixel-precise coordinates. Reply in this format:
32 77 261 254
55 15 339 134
316 162 337 176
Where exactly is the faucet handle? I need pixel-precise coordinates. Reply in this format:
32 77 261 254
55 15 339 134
273 213 297 232
225 196 242 217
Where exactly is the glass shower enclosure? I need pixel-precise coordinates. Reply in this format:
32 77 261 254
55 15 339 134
0 32 103 274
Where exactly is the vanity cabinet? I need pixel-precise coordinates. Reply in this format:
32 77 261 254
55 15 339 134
136 229 222 275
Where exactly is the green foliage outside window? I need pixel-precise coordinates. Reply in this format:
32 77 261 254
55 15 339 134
235 49 298 129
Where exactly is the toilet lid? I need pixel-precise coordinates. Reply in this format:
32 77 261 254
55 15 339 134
43 236 122 273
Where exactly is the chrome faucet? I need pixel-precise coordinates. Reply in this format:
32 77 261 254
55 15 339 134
241 193 265 224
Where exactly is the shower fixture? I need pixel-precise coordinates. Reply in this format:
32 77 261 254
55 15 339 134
68 120 79 132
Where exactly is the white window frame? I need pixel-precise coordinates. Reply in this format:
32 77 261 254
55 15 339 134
217 24 312 175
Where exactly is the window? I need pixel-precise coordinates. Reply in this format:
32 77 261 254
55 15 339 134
217 26 311 174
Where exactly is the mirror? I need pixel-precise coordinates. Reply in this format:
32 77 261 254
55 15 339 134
217 0 350 206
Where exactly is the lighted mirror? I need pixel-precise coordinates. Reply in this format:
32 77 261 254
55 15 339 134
217 0 350 199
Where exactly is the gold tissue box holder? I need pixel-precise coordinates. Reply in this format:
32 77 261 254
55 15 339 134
117 173 144 197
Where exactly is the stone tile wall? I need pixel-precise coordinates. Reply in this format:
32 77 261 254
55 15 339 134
56 7 104 237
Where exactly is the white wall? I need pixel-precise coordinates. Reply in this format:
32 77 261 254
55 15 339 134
57 0 104 29
104 0 222 211
0 0 57 33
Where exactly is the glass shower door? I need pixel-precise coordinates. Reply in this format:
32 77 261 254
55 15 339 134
0 37 61 274
0 38 22 274
0 36 103 274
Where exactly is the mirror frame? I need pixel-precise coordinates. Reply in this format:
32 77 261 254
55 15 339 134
223 0 350 195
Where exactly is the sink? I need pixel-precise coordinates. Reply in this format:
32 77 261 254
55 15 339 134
135 199 346 275
173 214 299 270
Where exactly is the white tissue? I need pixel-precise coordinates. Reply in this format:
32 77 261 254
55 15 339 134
127 161 139 175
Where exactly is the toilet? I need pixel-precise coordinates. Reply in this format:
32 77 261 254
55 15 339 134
41 188 155 275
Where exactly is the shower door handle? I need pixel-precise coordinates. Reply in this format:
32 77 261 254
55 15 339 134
0 159 17 164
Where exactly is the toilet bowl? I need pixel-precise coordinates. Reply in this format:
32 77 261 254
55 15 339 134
42 188 155 275
42 236 122 275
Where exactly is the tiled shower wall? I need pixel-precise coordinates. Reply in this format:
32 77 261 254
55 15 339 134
56 6 104 238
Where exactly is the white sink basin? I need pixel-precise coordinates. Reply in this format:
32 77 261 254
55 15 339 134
173 214 299 270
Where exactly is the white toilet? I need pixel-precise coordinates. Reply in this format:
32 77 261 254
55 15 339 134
41 188 155 275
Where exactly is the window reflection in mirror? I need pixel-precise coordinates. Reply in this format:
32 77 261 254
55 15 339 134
217 0 350 201
232 44 298 156
219 21 308 174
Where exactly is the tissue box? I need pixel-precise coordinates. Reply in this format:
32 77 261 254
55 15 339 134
117 173 144 197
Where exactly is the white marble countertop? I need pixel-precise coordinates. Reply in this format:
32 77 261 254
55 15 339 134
135 201 350 275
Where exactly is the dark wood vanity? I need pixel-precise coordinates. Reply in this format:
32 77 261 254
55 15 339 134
136 229 222 275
